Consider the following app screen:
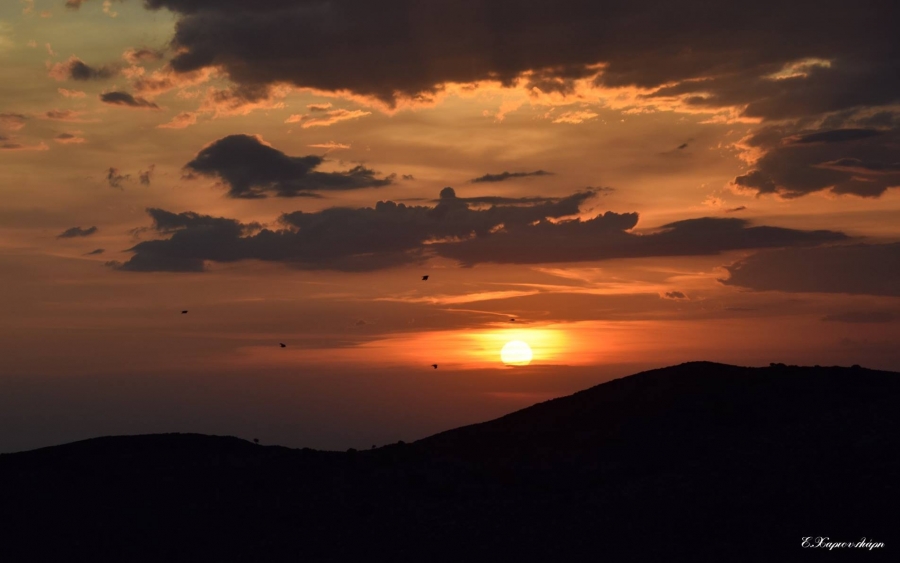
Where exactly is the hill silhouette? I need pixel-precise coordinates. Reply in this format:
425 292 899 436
2 362 898 561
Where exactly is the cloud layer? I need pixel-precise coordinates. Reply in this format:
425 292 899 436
111 188 847 273
471 170 553 183
136 0 898 120
721 243 900 296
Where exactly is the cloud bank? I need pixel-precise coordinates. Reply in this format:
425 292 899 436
112 187 847 273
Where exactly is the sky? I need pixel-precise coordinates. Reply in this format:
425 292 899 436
1 0 898 453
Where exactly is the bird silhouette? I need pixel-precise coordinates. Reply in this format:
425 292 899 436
181 310 188 314
279 343 286 348
422 275 429 281
510 318 516 322
431 364 438 369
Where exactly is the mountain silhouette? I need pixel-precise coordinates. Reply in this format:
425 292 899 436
2 362 898 561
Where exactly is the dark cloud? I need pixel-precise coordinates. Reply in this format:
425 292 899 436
112 188 847 273
107 167 130 189
646 59 900 121
84 248 105 255
720 243 900 296
725 206 747 213
139 0 898 120
139 165 156 186
471 170 553 183
57 226 97 239
99 92 161 109
55 132 86 144
733 120 900 198
788 128 885 144
677 143 689 150
816 158 900 175
434 187 582 207
183 134 394 198
822 311 896 324
436 215 846 266
664 291 687 299
49 56 118 81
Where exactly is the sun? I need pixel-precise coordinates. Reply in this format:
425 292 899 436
500 340 533 366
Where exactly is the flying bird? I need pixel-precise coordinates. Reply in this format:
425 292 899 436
181 310 188 314
280 343 286 348
431 364 438 369
510 318 516 322
422 275 429 281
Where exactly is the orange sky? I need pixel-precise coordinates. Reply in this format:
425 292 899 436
1 0 898 452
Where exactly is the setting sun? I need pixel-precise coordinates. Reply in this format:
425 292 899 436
500 340 533 366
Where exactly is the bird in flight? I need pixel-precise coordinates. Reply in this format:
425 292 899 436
181 310 188 314
510 318 516 322
422 275 429 281
431 364 438 369
279 343 286 348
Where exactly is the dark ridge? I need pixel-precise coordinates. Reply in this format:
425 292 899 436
2 362 898 561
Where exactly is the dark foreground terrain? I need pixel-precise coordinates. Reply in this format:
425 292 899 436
2 362 898 562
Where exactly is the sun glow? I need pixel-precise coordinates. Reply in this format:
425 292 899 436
501 340 533 366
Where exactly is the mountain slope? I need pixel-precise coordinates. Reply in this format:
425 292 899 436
2 362 898 562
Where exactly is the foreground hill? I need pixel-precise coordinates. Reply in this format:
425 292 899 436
2 362 898 561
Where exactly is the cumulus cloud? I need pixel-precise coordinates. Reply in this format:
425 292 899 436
111 187 847 273
48 56 118 81
183 134 394 198
471 170 553 183
99 91 161 109
721 243 900 296
57 226 97 238
664 291 688 300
